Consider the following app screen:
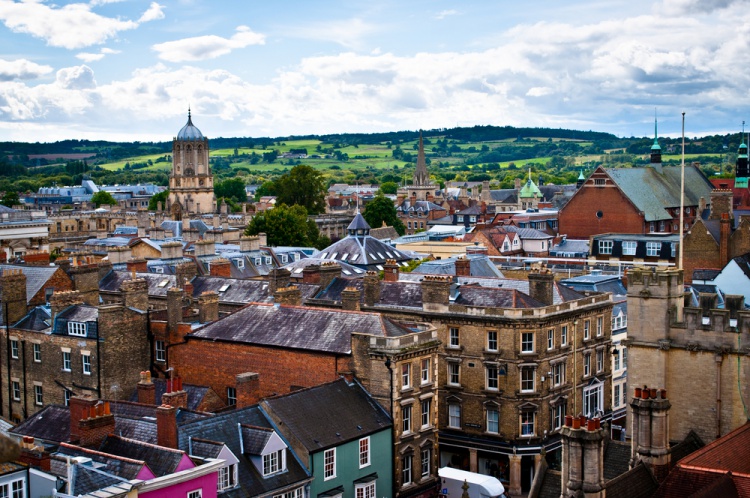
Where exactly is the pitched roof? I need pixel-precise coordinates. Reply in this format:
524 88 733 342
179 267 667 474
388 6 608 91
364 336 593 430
70 462 133 496
0 264 61 303
11 405 70 443
240 425 273 454
412 255 505 278
99 435 188 477
12 305 51 331
55 443 147 481
605 165 713 221
189 303 396 354
99 271 176 297
262 378 391 452
604 461 659 498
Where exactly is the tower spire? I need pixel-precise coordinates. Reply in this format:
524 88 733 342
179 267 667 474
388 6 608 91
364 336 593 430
650 110 662 166
413 131 430 187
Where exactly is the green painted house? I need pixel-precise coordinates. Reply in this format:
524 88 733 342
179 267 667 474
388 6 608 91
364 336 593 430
261 378 394 498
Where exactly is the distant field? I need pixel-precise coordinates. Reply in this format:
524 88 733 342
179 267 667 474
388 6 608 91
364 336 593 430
99 153 171 171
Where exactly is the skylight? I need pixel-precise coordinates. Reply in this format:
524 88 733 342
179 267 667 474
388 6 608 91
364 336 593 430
219 284 230 292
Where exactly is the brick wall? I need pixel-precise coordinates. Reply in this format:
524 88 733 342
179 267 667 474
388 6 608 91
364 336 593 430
559 181 645 238
682 219 720 283
28 267 74 307
169 339 353 405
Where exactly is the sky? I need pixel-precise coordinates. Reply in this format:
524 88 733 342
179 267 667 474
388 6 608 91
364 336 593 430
1 0 749 143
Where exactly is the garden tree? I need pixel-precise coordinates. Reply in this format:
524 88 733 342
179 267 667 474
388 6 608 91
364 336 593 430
91 190 117 208
254 181 277 201
148 190 169 210
379 181 398 195
1 190 19 208
363 194 405 236
244 204 329 249
214 177 247 203
273 164 326 215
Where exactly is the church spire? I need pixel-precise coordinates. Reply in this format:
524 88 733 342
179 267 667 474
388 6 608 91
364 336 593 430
736 120 749 187
650 110 662 165
413 132 430 187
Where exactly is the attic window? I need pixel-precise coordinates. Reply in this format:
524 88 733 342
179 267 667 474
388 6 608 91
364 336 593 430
235 259 245 269
331 252 338 260
350 254 359 262
369 253 377 261
294 268 304 274
154 267 164 274
68 322 87 337
353 269 364 274
385 251 393 258
377 252 385 259
321 252 328 259
219 284 230 292
342 269 352 275
340 253 349 261
376 265 384 271
255 258 262 266
158 279 169 288
281 254 288 263
265 257 272 265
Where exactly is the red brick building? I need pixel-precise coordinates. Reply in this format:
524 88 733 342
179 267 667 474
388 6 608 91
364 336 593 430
558 164 713 240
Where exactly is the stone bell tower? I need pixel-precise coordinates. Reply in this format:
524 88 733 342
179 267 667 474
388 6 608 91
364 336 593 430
168 109 215 218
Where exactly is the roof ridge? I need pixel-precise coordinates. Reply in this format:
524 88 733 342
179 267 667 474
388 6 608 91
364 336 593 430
59 442 147 465
105 434 186 455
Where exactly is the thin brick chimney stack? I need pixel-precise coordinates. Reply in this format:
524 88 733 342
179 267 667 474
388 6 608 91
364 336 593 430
383 259 399 282
156 404 178 449
69 395 114 448
528 266 555 306
630 385 671 482
137 371 156 405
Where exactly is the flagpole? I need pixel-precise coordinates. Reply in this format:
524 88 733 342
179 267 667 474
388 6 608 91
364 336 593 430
678 112 685 322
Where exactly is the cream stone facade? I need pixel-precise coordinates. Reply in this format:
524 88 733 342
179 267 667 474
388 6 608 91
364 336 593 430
168 111 215 217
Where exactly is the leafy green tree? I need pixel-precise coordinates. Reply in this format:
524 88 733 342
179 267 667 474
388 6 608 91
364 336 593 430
91 190 117 207
245 204 328 249
214 178 247 203
379 181 398 195
363 194 405 235
273 165 326 215
254 181 277 201
1 190 20 208
148 190 169 210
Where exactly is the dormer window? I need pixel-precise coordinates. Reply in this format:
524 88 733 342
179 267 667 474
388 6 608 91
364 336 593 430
234 258 244 269
262 449 285 476
68 322 87 337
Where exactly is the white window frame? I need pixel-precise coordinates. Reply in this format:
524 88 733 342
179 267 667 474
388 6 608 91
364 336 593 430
62 351 71 372
561 325 568 346
68 322 87 337
421 359 430 384
402 404 412 434
487 330 498 352
355 481 376 498
421 399 431 428
262 449 284 476
553 362 565 387
622 241 636 256
421 448 431 479
520 367 535 393
583 320 590 340
598 240 613 254
486 365 498 391
227 387 236 406
521 332 534 353
324 448 336 480
449 327 460 348
155 340 166 362
188 490 202 498
614 384 621 408
520 411 536 437
553 404 565 430
596 349 604 373
10 340 18 359
583 383 604 418
402 363 411 389
448 403 461 429
218 464 237 491
10 480 24 498
34 385 42 405
584 354 591 377
11 381 20 401
33 344 41 363
614 350 621 371
402 454 412 486
359 437 370 468
596 317 603 337
646 241 660 257
82 354 91 375
486 408 499 434
547 329 554 350
448 363 460 386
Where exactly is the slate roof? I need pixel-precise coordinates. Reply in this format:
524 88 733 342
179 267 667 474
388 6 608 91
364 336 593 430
412 255 505 278
605 165 713 221
262 378 391 452
70 462 132 496
316 233 414 269
501 225 553 240
13 305 51 331
604 461 659 498
537 469 562 498
177 405 312 498
0 264 60 303
489 189 518 203
284 257 365 279
99 271 176 297
692 269 721 282
396 200 445 214
550 238 589 256
370 226 400 241
454 285 544 308
190 438 223 459
11 405 71 443
241 425 273 454
100 435 187 477
126 378 213 411
560 274 627 296
55 443 146 480
52 304 99 337
189 303 398 354
603 440 631 480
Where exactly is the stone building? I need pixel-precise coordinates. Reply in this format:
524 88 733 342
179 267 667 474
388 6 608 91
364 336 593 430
168 110 215 217
625 267 750 444
1 280 149 421
308 265 614 496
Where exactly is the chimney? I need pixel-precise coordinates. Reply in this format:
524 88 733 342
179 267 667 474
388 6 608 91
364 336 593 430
98 261 113 281
50 290 84 321
698 196 707 215
69 263 100 306
120 277 149 311
630 386 671 482
0 269 27 325
209 258 231 278
561 416 605 498
514 178 522 189
161 241 183 260
528 268 554 306
106 246 132 265
69 396 114 448
194 240 216 258
126 258 148 274
198 291 219 323
274 286 301 306
23 250 50 266
235 372 260 408
720 213 730 267
258 233 267 246
239 236 260 253
18 436 48 471
302 264 322 285
383 259 399 282
137 371 156 405
455 256 471 277
156 404 178 449
268 268 291 294
319 262 342 288
421 275 452 312
341 287 361 311
167 287 184 334
363 271 381 306
175 261 197 289
709 189 733 221
162 377 188 409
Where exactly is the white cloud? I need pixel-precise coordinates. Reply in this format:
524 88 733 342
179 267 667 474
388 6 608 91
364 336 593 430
0 58 53 81
435 9 459 20
56 65 97 90
291 18 379 49
76 47 121 62
152 25 265 62
138 2 165 23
